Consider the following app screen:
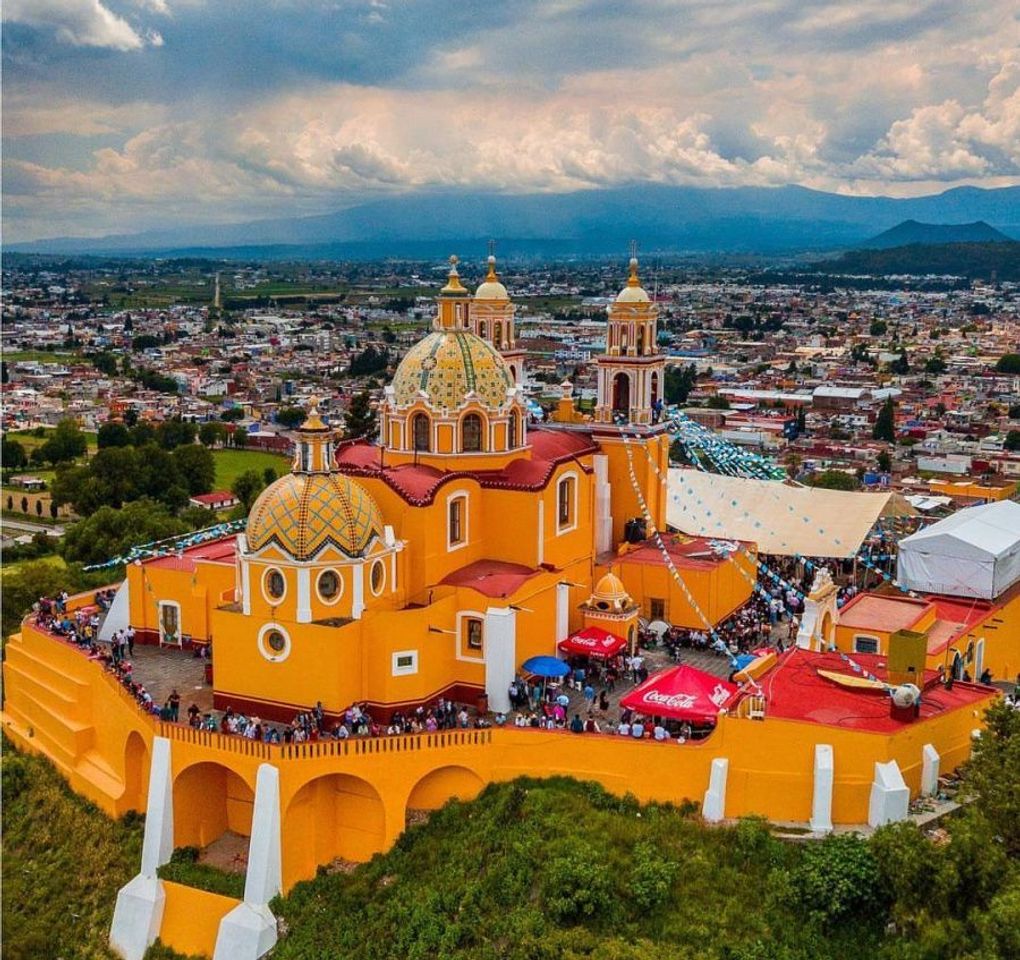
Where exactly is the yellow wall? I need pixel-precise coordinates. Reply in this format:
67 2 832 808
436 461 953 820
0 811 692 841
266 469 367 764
159 881 240 959
598 432 670 546
128 561 235 644
2 609 999 896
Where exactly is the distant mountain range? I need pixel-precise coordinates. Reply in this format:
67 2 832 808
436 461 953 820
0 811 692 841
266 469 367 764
863 219 1013 249
8 184 1020 259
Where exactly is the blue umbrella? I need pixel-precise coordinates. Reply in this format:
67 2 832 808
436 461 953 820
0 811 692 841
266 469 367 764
734 653 756 671
521 655 570 678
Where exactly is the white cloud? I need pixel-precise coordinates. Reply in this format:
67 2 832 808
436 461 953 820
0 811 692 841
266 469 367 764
2 0 158 50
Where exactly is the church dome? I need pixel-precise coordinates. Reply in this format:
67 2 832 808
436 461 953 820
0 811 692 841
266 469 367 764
474 255 509 301
593 571 630 603
616 257 650 303
246 472 384 561
390 329 514 411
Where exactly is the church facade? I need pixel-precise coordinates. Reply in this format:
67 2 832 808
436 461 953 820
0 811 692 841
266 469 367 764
122 254 752 724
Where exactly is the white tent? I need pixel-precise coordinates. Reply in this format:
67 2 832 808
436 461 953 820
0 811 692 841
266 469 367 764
666 468 916 559
896 500 1020 600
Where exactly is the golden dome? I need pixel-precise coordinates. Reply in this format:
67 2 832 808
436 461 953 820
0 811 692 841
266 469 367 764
390 330 514 411
246 472 383 561
593 572 630 602
474 255 509 301
616 256 650 303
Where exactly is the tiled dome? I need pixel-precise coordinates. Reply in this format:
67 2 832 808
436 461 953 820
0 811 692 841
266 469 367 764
390 330 514 411
246 472 383 561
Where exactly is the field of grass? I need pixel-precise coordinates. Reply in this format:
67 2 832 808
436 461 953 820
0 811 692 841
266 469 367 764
2 350 79 363
212 448 291 489
0 554 66 580
6 428 98 454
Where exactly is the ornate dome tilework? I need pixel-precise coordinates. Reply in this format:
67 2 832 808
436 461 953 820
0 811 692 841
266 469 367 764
391 330 514 411
246 472 384 561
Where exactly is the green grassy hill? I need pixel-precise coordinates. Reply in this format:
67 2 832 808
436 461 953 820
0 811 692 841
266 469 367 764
4 701 1019 960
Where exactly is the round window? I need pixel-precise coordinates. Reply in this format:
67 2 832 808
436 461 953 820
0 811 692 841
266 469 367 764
257 623 291 662
266 630 286 653
318 569 341 602
370 559 385 595
265 568 285 601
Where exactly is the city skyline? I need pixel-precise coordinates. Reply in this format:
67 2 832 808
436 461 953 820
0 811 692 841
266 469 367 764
3 0 1019 241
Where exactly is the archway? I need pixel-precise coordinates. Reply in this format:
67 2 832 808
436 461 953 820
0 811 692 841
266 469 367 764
650 372 660 407
284 773 386 884
478 320 488 340
462 413 483 452
121 731 150 813
173 762 255 849
412 413 430 452
612 372 630 414
493 321 503 348
406 765 484 814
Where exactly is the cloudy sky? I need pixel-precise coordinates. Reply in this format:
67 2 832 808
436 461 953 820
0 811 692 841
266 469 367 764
3 0 1019 240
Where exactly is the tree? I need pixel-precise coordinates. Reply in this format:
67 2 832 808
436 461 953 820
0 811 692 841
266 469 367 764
664 364 697 405
231 470 265 511
39 419 88 465
706 395 730 410
343 391 377 440
877 449 891 472
198 421 225 447
2 437 27 472
873 397 896 442
262 467 278 487
128 422 156 447
232 429 249 448
1005 430 1020 452
97 422 131 449
924 354 947 375
348 345 389 377
61 500 188 566
869 320 887 336
995 353 1020 373
890 350 910 375
131 334 160 352
171 443 215 496
156 418 198 450
90 352 119 376
275 406 306 428
220 407 245 422
808 470 860 491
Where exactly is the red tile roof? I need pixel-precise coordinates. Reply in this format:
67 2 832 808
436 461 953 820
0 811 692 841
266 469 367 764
440 559 541 598
334 427 598 506
745 647 993 733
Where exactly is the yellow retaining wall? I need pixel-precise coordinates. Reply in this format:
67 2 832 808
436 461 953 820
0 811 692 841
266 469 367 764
159 881 240 959
1 602 998 894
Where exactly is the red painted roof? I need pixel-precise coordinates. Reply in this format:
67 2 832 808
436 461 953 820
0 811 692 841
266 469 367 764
189 491 237 505
745 647 992 733
837 593 931 632
146 536 237 571
334 427 598 506
440 559 541 598
621 535 753 571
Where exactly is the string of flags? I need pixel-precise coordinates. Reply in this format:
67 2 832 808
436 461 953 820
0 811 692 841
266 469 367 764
83 520 247 571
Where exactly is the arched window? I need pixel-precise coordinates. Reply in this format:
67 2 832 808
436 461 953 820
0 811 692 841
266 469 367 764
557 474 576 531
448 495 467 548
650 371 660 407
493 321 503 348
478 320 488 340
412 413 430 452
637 327 645 354
508 411 519 449
612 372 630 414
462 414 483 452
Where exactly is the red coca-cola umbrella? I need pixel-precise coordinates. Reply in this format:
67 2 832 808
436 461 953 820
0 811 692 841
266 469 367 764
558 626 627 659
620 665 737 723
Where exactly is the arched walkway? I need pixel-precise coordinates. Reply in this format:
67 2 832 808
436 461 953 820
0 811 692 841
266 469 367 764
284 773 387 885
173 762 255 849
406 764 484 813
121 731 150 812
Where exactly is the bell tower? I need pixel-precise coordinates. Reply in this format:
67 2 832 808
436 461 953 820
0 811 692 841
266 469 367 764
594 247 666 426
436 255 472 331
472 242 526 385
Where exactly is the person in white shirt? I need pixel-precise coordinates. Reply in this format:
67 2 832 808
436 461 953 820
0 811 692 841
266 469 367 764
618 722 631 736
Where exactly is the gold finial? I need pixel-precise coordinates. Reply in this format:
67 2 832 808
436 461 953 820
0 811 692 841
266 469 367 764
300 395 327 431
485 252 498 282
627 241 640 287
441 254 466 294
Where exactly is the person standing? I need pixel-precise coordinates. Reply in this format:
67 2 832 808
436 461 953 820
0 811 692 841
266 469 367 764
126 625 136 658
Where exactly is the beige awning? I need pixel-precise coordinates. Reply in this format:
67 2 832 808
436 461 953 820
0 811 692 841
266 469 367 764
666 468 916 559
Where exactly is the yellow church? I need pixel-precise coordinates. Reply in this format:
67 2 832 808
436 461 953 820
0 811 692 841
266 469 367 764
121 253 752 725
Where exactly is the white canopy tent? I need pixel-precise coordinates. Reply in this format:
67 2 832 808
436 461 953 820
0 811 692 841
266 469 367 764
897 500 1020 600
666 468 916 559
